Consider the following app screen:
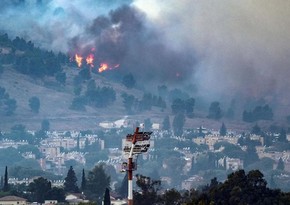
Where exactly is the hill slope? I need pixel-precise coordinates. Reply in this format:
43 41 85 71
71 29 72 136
0 65 284 133
0 65 172 131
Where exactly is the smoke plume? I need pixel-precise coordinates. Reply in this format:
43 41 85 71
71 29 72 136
133 0 290 105
1 0 290 111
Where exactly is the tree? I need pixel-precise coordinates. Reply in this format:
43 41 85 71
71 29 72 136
103 188 111 205
81 168 86 192
28 177 52 203
251 123 262 135
41 119 50 131
207 101 222 120
219 122 227 136
122 73 136 89
121 92 135 114
85 164 110 202
3 166 9 192
161 188 182 205
278 128 287 142
64 166 79 193
244 145 259 167
47 187 66 202
185 97 195 118
29 96 40 113
171 98 185 115
243 105 274 122
172 113 185 136
134 174 161 205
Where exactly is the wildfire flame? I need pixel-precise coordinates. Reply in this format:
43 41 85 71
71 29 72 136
74 51 120 73
98 63 109 73
86 54 94 68
75 54 83 68
98 63 120 73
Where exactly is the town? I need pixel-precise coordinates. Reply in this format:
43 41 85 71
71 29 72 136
0 116 289 204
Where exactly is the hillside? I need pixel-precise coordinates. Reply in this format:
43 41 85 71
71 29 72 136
0 65 170 131
0 65 285 133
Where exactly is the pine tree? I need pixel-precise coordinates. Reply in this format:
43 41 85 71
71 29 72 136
103 188 111 205
3 166 9 192
219 122 227 136
64 166 79 193
81 168 86 192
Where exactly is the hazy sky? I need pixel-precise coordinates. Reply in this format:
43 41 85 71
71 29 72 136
1 0 290 106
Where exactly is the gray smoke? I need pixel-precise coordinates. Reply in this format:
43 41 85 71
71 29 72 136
1 0 290 112
133 0 290 106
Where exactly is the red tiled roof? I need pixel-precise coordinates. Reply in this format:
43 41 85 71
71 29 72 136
0 196 27 201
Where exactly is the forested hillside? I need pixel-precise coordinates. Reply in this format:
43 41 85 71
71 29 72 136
0 33 173 131
0 33 289 133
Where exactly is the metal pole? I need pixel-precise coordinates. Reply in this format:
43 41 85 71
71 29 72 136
128 157 133 205
128 127 139 205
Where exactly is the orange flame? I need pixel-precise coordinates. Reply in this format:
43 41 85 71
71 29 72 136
74 51 120 72
98 63 109 73
75 54 83 68
86 54 94 68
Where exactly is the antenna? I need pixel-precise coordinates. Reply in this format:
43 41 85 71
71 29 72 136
122 126 152 205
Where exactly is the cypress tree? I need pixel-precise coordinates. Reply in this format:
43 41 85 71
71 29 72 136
103 187 111 205
3 166 9 192
81 168 86 192
219 122 227 136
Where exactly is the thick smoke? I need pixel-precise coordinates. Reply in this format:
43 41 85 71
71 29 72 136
133 0 290 106
0 0 195 84
1 0 290 111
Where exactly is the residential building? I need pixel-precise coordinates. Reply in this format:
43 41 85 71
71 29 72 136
0 196 27 205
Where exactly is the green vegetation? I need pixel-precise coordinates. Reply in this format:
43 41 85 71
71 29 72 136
64 166 79 193
0 86 17 116
243 104 274 122
0 34 67 78
84 164 110 203
28 96 40 113
207 101 222 120
122 73 136 89
132 170 290 205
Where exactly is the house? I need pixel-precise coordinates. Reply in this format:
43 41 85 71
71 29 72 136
181 175 204 190
111 199 127 205
65 193 88 205
0 196 27 205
